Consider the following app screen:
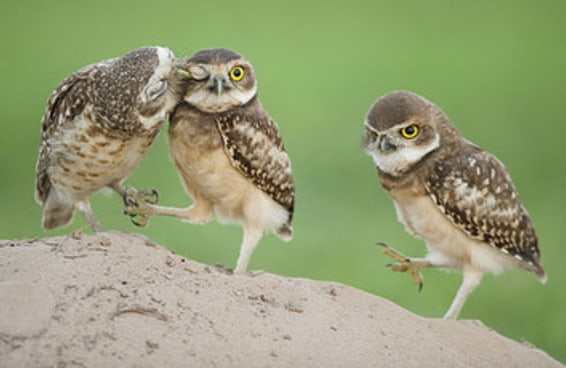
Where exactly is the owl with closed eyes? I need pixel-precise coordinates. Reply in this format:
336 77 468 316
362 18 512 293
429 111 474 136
35 46 189 231
124 48 295 274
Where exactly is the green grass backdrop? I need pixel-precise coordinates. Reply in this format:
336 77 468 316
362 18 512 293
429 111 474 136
1 0 565 362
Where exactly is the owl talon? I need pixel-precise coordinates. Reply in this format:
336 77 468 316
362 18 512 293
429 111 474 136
388 262 424 291
378 242 424 291
123 187 140 208
137 188 159 205
129 214 150 227
377 242 409 263
124 195 138 208
123 187 159 206
123 187 153 227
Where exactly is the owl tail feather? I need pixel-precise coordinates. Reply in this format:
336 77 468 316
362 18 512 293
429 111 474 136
276 222 293 242
41 192 74 230
535 265 547 284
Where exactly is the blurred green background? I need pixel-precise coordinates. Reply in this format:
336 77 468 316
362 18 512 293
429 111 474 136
1 0 565 362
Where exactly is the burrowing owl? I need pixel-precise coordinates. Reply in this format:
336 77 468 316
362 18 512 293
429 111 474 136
124 48 295 274
35 46 189 231
362 90 546 319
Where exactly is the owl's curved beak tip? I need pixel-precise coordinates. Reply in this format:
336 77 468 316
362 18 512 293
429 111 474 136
176 69 191 78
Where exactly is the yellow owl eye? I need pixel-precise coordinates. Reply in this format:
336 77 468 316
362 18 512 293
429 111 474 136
229 66 245 81
400 125 419 139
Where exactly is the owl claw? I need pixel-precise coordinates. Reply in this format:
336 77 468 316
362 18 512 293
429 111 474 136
123 187 153 227
137 188 159 205
129 214 150 227
124 195 137 208
377 242 424 291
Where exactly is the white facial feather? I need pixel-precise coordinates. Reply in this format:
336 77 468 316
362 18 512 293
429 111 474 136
185 86 256 113
184 61 257 113
370 133 440 176
138 46 178 130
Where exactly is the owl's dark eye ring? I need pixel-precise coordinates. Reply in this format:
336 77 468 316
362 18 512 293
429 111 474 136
229 66 245 81
400 125 419 139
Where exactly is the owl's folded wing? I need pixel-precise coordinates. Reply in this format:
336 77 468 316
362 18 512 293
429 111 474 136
35 69 91 204
215 112 295 214
422 145 542 273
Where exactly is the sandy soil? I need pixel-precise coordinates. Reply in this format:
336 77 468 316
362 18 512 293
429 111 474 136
0 231 562 368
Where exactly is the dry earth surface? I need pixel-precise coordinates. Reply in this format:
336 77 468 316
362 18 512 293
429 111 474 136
0 231 562 367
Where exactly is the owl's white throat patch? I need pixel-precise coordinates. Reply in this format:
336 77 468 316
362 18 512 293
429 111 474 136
185 84 257 113
371 133 440 176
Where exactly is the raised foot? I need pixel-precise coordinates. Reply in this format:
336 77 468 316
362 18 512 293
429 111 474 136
377 242 424 291
137 188 159 205
123 187 158 227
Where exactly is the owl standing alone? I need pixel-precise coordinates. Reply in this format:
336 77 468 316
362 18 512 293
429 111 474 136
35 46 188 231
362 91 545 319
125 48 295 274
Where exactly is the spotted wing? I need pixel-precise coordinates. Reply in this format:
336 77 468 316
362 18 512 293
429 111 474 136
34 67 93 204
215 112 295 214
423 144 543 274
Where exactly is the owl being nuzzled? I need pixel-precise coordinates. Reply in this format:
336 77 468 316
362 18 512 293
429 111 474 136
35 46 189 231
362 91 546 319
124 48 295 274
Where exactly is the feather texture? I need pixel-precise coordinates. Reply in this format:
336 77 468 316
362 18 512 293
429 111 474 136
216 107 294 214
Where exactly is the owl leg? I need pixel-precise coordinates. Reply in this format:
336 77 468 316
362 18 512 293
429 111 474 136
123 187 212 226
443 269 483 319
378 242 432 291
75 200 101 232
234 225 264 274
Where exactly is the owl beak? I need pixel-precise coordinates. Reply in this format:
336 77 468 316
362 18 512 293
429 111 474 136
212 75 225 95
176 69 191 78
378 135 398 153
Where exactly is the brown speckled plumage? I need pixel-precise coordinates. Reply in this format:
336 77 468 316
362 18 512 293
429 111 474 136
123 48 295 274
363 90 545 319
423 144 541 270
35 46 186 231
216 98 295 214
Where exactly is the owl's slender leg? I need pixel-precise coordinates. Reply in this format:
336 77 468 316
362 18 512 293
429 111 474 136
75 200 101 232
378 242 432 291
123 187 212 227
443 269 483 319
234 224 264 274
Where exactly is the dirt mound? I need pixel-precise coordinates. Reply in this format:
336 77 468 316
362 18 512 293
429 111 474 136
0 232 561 367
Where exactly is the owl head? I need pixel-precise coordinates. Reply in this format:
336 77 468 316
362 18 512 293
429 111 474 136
90 46 190 131
362 91 460 177
178 48 258 113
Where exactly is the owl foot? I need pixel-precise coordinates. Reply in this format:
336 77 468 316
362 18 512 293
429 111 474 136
69 224 93 238
136 188 159 205
378 242 425 291
123 187 155 227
